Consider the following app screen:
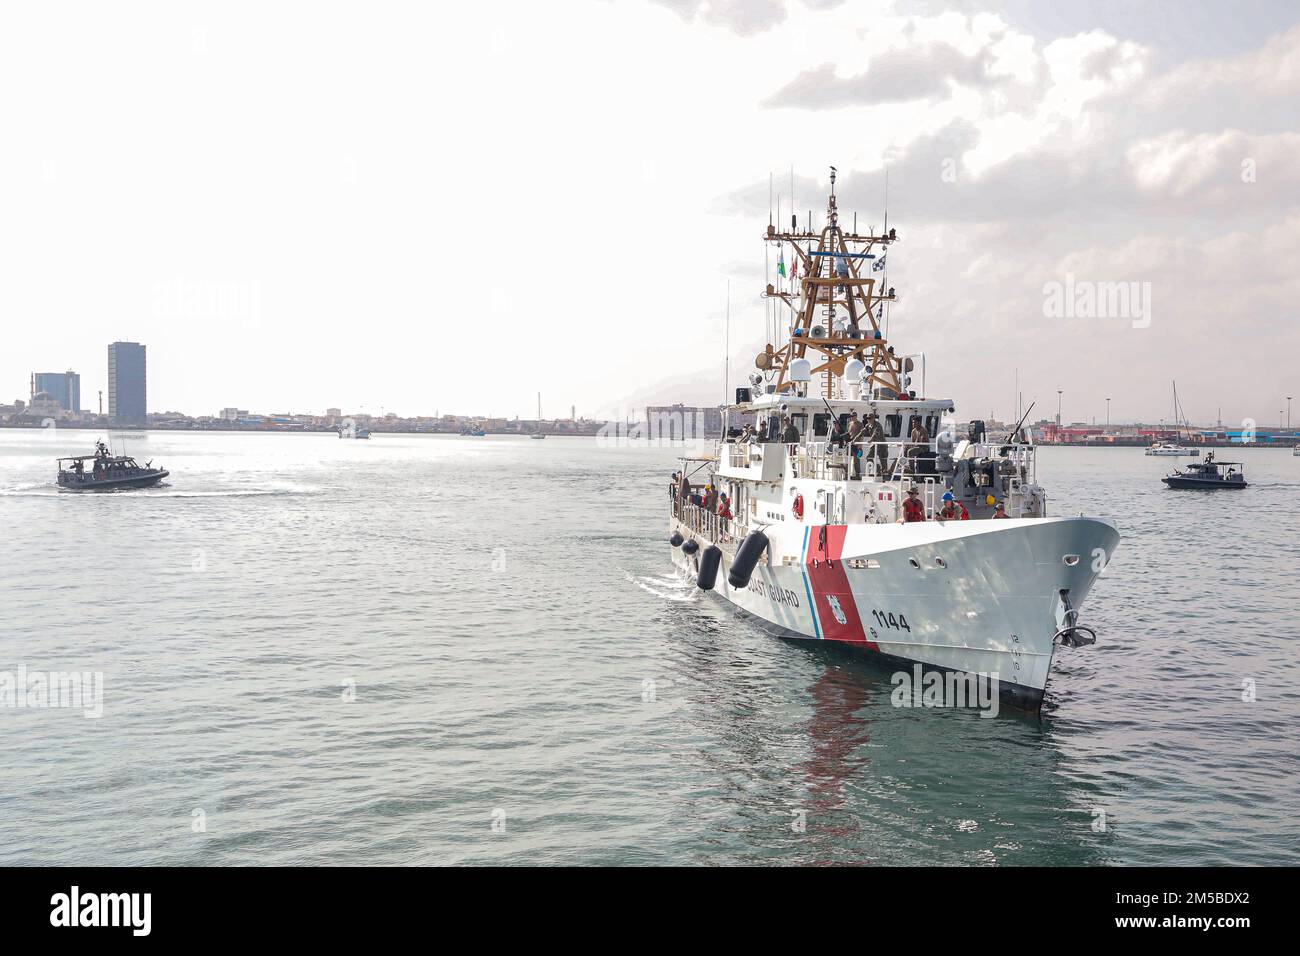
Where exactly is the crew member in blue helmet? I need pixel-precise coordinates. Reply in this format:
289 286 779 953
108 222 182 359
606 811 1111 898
937 491 969 521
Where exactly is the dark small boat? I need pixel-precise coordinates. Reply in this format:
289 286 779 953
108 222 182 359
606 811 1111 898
1162 454 1246 489
57 441 168 492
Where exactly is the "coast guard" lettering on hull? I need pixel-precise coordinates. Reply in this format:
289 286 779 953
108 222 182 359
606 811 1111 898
750 578 800 608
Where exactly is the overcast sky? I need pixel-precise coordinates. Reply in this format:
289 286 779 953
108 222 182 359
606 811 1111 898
2 0 1296 426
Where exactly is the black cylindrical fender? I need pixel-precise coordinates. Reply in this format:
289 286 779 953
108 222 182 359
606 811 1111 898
727 530 769 589
697 545 722 590
670 531 684 547
682 538 700 556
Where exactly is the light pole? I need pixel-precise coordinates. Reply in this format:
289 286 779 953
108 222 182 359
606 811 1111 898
1106 397 1111 429
1056 388 1062 428
1288 396 1293 432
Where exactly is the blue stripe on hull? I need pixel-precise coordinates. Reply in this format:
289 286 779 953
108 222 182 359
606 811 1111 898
799 526 821 639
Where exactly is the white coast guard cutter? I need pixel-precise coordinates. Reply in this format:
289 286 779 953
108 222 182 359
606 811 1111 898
669 170 1118 710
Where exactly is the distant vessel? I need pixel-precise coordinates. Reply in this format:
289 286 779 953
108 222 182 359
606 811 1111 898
531 392 547 439
337 426 371 439
1162 453 1246 489
669 168 1118 711
57 441 167 491
460 427 486 437
1146 381 1200 456
1146 442 1198 456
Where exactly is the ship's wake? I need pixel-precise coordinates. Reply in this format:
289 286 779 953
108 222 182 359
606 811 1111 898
0 484 316 498
626 569 698 603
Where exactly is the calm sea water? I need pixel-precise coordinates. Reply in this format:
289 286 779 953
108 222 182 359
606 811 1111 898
1 429 1297 866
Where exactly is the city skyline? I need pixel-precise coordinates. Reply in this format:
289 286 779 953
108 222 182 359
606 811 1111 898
10 337 1298 430
5 352 1295 433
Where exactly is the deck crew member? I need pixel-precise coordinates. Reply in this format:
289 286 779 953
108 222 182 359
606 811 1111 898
902 486 926 522
906 418 930 467
845 412 866 478
755 421 769 443
827 416 844 448
937 492 969 520
780 415 799 451
993 501 1010 518
866 413 888 476
717 493 732 520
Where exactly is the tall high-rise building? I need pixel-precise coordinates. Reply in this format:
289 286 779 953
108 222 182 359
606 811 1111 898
31 370 81 412
108 341 147 424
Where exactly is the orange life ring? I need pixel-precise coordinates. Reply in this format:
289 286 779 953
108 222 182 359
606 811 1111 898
792 493 804 519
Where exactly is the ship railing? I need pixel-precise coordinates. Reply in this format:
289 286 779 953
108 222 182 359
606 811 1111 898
674 501 739 548
794 441 847 480
792 441 928 481
918 476 939 518
969 441 1037 485
1004 477 1028 518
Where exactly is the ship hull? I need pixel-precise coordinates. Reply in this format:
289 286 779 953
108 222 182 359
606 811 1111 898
721 600 1049 710
1161 476 1246 489
670 516 1118 710
58 469 169 491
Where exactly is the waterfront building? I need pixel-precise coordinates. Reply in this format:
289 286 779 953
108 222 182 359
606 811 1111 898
108 341 147 425
32 370 81 412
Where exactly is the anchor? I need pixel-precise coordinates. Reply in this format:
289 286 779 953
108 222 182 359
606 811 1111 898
1052 589 1097 648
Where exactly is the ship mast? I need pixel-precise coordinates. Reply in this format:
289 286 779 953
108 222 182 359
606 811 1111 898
759 167 904 399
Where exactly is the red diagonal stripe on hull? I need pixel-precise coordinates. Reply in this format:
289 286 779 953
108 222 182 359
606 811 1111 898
806 525 878 649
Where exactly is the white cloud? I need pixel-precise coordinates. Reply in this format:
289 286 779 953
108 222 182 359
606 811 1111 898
1128 129 1300 198
1149 22 1300 99
650 0 791 35
0 0 1296 423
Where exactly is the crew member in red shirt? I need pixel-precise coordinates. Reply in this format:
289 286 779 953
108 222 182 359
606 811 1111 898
902 487 926 522
937 492 969 520
717 493 733 520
